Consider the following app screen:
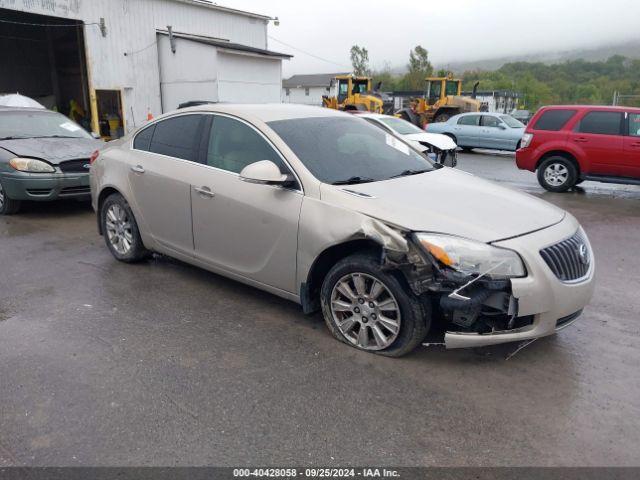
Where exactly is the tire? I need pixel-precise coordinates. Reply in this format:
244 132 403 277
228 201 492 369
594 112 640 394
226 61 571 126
320 253 429 357
537 156 578 192
0 180 21 215
100 193 150 263
461 147 474 153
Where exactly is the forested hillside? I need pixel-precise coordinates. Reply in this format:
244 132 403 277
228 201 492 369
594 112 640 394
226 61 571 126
461 55 640 109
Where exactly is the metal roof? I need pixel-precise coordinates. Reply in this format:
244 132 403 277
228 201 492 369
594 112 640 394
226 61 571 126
156 30 293 59
283 73 350 88
171 0 272 20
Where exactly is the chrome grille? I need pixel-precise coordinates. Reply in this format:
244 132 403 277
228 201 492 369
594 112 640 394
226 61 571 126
540 231 591 282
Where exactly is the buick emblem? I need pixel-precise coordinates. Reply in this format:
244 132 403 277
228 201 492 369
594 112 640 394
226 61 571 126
578 243 589 265
83 163 91 170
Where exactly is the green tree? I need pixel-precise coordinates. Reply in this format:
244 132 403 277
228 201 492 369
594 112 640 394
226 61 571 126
460 55 640 110
372 62 398 91
350 45 370 76
402 45 434 90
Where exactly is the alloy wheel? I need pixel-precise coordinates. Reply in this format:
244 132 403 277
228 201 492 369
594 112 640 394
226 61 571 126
544 163 569 187
330 272 401 351
0 182 4 210
105 203 134 255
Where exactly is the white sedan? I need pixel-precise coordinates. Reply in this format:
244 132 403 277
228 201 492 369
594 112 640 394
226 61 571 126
357 113 458 167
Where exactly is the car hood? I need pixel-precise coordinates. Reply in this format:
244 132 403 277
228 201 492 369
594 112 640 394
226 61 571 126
321 168 565 243
0 137 103 164
403 132 457 150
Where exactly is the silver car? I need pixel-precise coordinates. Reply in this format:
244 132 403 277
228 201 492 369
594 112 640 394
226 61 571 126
426 112 526 152
91 104 595 356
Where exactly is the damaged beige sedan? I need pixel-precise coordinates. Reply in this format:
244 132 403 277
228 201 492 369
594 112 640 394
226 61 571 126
90 104 595 356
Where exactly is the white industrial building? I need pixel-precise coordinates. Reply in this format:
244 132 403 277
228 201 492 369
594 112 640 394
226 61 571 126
0 0 291 138
282 72 348 105
461 90 523 114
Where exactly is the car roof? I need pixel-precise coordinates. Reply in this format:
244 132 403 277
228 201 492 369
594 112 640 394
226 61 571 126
177 103 350 123
537 105 640 112
457 111 503 116
354 113 389 120
0 106 57 113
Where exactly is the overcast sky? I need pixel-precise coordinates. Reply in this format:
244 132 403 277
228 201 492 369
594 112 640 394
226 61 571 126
224 0 640 76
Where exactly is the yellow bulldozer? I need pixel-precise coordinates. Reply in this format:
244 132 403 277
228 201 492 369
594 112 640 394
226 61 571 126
397 74 484 127
322 75 384 114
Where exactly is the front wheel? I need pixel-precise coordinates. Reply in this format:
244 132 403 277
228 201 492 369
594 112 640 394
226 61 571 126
0 181 21 215
100 193 150 262
537 156 578 192
321 253 429 357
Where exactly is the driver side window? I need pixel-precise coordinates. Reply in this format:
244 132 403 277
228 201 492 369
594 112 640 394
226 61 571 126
482 115 502 128
206 116 286 174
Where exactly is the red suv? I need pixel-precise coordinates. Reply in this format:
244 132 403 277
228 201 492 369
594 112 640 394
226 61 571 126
516 105 640 192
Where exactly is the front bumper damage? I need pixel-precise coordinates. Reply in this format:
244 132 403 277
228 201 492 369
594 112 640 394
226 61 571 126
381 214 595 349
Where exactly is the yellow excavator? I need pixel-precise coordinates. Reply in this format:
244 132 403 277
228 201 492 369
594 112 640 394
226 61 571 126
322 75 384 114
397 74 484 127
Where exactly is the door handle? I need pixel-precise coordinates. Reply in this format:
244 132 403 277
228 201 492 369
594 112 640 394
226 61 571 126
573 137 588 143
130 165 145 174
631 142 640 147
195 186 215 198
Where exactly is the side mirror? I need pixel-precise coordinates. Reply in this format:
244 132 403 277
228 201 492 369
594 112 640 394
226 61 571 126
240 160 290 185
498 124 507 130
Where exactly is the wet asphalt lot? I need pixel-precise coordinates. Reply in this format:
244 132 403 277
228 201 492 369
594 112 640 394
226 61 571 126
1 151 639 467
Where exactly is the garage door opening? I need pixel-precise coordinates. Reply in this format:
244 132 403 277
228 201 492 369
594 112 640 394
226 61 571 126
0 8 91 131
95 90 124 140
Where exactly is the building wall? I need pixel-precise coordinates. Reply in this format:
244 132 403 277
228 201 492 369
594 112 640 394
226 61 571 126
0 0 271 131
476 94 520 114
282 86 329 105
157 35 220 111
217 52 282 103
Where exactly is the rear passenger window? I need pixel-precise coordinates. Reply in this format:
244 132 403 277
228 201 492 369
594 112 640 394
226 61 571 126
149 115 203 162
533 110 576 131
133 125 155 151
577 111 623 136
458 115 480 126
630 113 640 137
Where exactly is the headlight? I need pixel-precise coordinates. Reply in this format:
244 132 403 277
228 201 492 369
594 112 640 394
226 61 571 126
415 233 526 279
9 158 56 173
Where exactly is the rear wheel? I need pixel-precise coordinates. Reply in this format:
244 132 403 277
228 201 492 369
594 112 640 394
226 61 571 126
537 156 578 192
321 253 429 357
0 181 21 215
100 193 150 262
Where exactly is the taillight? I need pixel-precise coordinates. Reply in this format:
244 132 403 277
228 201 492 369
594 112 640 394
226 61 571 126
89 150 100 164
520 133 533 149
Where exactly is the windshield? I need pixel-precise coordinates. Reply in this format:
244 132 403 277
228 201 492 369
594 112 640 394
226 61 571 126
0 110 92 140
500 115 525 128
268 116 435 184
377 117 424 135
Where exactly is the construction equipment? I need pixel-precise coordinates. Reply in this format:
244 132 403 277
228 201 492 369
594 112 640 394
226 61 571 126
322 75 384 114
396 74 483 127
